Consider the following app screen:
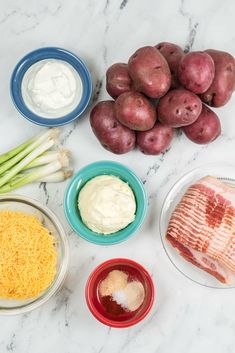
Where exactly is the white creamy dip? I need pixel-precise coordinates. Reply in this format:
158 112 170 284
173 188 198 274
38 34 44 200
21 59 83 118
78 175 136 234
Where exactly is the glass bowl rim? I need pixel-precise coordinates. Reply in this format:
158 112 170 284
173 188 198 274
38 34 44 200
0 194 69 315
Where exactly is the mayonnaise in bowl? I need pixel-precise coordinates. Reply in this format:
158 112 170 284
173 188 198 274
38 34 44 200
78 175 136 234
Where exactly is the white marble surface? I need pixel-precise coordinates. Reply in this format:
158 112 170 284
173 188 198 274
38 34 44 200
0 0 235 352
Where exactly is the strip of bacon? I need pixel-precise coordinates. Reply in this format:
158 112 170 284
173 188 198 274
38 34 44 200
166 234 228 283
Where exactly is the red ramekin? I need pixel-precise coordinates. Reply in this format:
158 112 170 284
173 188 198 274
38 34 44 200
85 258 155 328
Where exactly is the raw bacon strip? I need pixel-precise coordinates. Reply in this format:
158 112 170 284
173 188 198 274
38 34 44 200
166 234 235 284
167 176 235 284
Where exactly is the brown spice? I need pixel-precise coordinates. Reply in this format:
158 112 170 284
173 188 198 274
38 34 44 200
99 270 128 296
99 269 145 313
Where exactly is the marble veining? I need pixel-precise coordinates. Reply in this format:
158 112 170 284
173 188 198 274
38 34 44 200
0 0 235 352
179 0 199 52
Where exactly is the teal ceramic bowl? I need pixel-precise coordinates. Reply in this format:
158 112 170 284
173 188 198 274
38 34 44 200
64 161 147 245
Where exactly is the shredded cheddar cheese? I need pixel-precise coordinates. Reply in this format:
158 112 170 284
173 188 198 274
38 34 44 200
0 210 57 299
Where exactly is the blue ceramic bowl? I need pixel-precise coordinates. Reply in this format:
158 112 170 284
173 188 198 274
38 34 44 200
10 47 92 127
64 161 147 245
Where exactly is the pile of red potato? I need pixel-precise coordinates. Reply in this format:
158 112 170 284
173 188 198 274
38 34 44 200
90 42 235 155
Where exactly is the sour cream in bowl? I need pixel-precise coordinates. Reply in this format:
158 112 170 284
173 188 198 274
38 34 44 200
11 47 92 126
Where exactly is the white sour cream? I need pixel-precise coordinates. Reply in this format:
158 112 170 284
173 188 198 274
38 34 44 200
78 175 136 234
21 59 83 118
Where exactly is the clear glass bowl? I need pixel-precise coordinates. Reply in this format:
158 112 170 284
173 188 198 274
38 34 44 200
0 194 69 314
160 163 235 289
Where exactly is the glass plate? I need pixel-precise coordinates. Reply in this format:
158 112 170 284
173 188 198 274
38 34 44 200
160 163 235 289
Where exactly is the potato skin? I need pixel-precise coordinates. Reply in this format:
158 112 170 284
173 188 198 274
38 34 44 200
200 49 235 107
178 51 215 94
106 63 132 99
137 123 174 155
114 91 157 131
157 89 202 127
128 46 171 98
155 42 184 88
90 100 136 154
182 104 221 144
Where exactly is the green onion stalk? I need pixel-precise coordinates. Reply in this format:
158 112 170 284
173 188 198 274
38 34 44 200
0 129 73 193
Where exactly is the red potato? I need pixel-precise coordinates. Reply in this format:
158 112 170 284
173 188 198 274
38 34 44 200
137 123 174 155
182 104 221 144
128 46 171 98
200 49 235 107
106 63 132 98
90 100 136 154
155 42 184 88
178 51 215 94
114 91 157 131
157 89 202 128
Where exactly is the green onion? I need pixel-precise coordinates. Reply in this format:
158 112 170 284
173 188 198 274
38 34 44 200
0 129 58 167
0 128 73 193
22 149 70 170
7 168 73 184
0 138 34 165
37 169 73 183
0 139 55 188
0 159 69 193
0 129 59 177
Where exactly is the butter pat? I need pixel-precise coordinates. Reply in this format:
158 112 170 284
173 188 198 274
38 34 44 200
78 175 136 234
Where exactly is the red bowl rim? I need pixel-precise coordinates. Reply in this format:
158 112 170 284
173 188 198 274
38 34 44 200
85 258 155 328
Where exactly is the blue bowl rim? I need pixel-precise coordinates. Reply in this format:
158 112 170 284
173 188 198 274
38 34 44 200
64 160 148 245
10 46 93 127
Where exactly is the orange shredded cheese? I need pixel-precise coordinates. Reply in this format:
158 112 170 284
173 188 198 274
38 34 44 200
0 210 57 299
